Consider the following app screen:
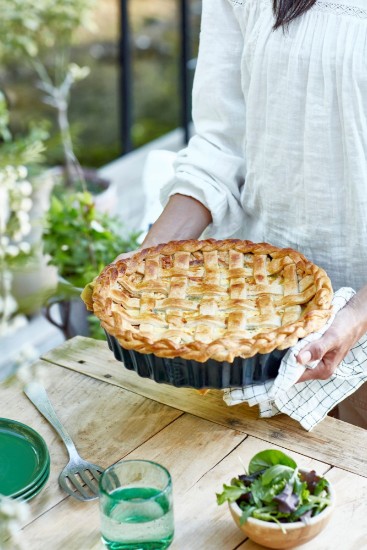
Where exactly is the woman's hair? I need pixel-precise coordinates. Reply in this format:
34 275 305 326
273 0 317 29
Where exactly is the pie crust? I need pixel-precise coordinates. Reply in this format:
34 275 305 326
82 239 333 362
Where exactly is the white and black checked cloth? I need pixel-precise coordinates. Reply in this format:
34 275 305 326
223 288 367 431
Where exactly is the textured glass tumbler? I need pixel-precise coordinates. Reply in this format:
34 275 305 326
99 460 174 550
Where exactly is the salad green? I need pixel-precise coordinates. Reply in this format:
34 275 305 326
216 450 331 528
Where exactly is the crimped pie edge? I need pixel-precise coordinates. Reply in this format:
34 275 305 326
83 239 333 363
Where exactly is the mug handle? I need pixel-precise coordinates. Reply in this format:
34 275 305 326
44 298 70 333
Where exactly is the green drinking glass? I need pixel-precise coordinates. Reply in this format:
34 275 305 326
99 460 174 550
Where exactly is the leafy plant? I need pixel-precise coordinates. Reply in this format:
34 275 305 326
216 450 331 529
43 191 140 290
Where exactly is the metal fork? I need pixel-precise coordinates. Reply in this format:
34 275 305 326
24 381 104 501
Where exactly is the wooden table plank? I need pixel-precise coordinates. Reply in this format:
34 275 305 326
5 335 365 550
19 415 329 550
1 363 183 529
20 412 247 549
41 336 367 477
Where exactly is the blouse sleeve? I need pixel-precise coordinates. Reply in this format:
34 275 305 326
160 0 246 238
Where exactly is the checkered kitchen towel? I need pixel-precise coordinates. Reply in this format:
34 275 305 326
223 288 367 431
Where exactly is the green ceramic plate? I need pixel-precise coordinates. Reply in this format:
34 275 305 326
15 465 50 502
0 418 50 497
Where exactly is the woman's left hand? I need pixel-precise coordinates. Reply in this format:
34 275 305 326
296 289 367 382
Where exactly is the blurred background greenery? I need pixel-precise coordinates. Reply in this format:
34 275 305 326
0 0 201 169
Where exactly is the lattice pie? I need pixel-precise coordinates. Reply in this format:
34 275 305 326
82 239 333 362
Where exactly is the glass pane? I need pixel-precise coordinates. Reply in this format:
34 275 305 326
0 0 202 166
128 0 201 149
0 0 121 168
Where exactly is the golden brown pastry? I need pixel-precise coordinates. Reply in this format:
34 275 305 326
82 239 333 362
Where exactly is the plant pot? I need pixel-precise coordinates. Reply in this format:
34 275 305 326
10 170 58 315
228 472 335 549
11 256 58 316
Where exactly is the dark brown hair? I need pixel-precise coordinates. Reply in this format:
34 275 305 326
273 0 317 29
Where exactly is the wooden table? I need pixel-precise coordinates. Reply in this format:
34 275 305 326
2 336 367 550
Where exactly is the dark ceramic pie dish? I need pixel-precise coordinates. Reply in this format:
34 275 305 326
105 332 286 389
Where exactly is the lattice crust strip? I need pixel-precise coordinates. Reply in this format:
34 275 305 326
83 239 333 363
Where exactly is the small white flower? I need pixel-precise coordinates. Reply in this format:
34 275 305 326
18 242 31 254
20 221 31 236
90 220 104 233
0 499 16 516
61 244 69 251
68 63 90 82
0 294 19 323
6 245 19 257
19 181 33 196
16 501 30 523
19 344 38 363
17 166 28 180
16 211 29 223
16 365 34 385
20 198 33 212
0 187 10 229
12 232 23 243
7 519 21 538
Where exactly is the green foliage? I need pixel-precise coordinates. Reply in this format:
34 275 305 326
0 125 48 169
249 450 297 475
216 450 331 526
87 314 106 340
0 0 97 191
43 191 140 289
0 0 96 60
0 91 47 168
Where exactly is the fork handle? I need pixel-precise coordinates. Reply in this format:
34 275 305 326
24 381 79 460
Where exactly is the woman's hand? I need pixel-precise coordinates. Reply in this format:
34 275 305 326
296 287 367 382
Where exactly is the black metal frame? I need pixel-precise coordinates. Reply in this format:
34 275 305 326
119 0 192 155
119 0 133 154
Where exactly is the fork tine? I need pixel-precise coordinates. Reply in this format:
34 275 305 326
89 466 103 479
79 470 99 493
59 473 98 501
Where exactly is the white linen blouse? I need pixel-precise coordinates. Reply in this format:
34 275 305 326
160 0 367 292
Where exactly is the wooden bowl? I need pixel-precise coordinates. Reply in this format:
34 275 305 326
228 475 335 549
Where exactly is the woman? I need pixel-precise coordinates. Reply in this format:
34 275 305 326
119 0 367 427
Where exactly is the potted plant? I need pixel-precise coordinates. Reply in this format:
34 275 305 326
216 449 334 549
42 190 140 339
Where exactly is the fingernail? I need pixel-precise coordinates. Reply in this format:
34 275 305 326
298 351 312 365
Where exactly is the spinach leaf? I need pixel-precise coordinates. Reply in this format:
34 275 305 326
248 450 297 474
261 465 295 486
